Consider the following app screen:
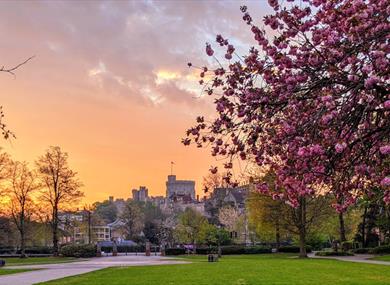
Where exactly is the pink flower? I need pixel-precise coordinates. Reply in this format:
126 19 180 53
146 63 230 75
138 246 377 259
297 147 306 157
364 76 378 89
384 100 390 109
321 95 332 102
380 145 390 155
225 53 232 60
321 113 333 125
205 43 214 57
347 74 359 82
335 142 347 153
381 177 390 187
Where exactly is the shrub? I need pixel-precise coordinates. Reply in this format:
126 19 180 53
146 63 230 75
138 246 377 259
196 247 214 255
315 251 354 256
278 245 312 253
306 234 329 250
352 248 371 254
370 245 390 255
220 245 245 255
341 241 354 252
60 244 96 258
244 246 272 254
165 248 186 256
18 246 53 255
100 245 145 253
0 247 15 254
220 245 272 255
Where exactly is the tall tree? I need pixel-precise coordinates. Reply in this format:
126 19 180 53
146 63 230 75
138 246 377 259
120 201 144 240
8 161 39 257
93 200 118 223
36 146 83 256
184 0 389 257
175 208 208 251
248 192 286 251
218 206 239 232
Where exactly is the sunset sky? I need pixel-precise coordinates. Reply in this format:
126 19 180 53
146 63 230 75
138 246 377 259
0 1 270 203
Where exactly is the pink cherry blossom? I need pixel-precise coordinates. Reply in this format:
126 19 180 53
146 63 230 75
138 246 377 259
183 0 390 209
335 142 347 153
380 145 390 155
206 43 214 57
381 177 390 187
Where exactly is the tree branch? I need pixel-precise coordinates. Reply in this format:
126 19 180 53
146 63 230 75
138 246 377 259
0 56 35 76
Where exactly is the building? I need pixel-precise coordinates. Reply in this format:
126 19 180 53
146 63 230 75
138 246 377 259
132 186 149 202
74 226 111 244
166 175 195 201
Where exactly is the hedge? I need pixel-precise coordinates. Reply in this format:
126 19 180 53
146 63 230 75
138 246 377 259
243 246 272 254
100 245 146 253
352 248 371 254
165 248 186 256
369 245 390 254
18 246 53 255
196 247 213 255
278 245 312 253
315 251 354 256
0 247 16 254
60 244 96 258
200 245 272 255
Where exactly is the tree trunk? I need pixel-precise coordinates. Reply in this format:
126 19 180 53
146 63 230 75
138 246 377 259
298 197 307 258
52 207 59 257
362 206 367 248
20 230 26 258
20 211 26 258
339 212 347 243
275 220 280 252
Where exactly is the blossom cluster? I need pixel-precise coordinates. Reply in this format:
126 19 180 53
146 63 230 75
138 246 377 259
184 0 389 210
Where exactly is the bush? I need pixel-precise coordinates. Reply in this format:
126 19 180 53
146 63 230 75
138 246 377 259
0 246 16 254
17 246 53 255
100 245 145 253
244 246 272 254
220 245 272 255
165 248 186 256
278 245 312 253
60 244 96 258
370 245 390 255
306 234 329 250
352 248 371 254
196 247 214 255
341 241 354 252
315 251 354 256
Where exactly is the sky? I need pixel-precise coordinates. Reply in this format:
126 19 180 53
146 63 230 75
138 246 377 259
0 0 270 204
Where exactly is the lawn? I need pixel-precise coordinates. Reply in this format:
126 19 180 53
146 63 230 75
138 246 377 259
38 254 390 285
0 268 36 276
2 256 78 266
371 255 390 262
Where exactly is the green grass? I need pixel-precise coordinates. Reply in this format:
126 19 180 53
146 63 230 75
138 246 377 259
38 254 390 285
371 255 390 262
0 268 36 275
2 256 78 266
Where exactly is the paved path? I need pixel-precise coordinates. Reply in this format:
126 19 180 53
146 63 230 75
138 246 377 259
309 253 390 266
0 255 188 285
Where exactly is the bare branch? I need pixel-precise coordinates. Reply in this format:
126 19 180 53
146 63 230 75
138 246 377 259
0 56 35 76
